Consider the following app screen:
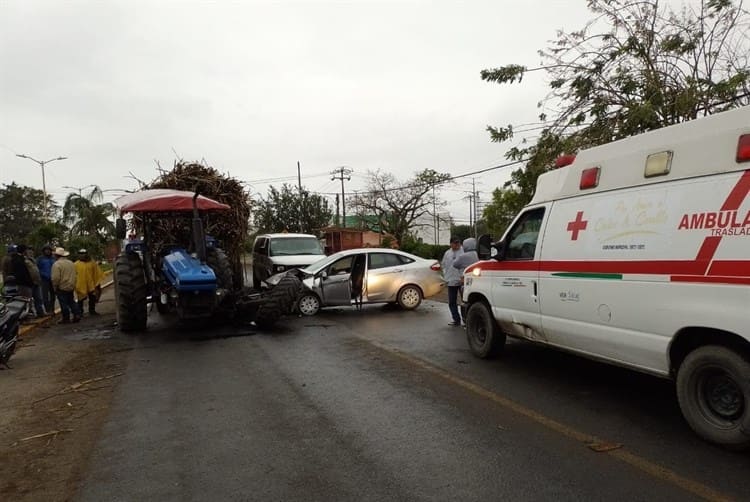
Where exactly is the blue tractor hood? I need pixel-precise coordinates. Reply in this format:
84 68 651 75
162 248 217 292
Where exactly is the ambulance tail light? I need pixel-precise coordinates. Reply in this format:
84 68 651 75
579 167 600 189
738 134 750 163
555 154 576 168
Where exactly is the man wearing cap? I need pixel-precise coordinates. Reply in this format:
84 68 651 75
51 247 81 323
74 249 104 316
37 245 57 314
441 236 464 327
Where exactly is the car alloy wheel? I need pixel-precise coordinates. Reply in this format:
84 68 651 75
298 293 321 316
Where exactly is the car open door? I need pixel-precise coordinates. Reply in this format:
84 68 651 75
319 254 355 306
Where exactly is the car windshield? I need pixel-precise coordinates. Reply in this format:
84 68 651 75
269 237 324 257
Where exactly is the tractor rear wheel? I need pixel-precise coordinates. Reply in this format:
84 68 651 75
114 252 147 332
254 275 302 329
207 248 233 290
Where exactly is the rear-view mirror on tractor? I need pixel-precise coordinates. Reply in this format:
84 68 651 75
115 218 127 240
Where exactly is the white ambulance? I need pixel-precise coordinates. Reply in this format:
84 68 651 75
462 106 750 449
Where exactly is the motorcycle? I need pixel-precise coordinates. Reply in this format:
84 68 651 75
1 275 31 367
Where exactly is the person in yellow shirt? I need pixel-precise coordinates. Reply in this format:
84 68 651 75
74 249 104 316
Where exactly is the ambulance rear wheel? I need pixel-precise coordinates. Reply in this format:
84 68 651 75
676 345 750 450
466 301 505 358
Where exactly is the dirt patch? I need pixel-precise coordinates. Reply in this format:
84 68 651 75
0 291 130 501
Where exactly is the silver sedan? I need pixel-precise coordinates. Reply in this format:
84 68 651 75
270 248 445 316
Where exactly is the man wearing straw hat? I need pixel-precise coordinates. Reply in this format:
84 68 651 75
51 247 81 324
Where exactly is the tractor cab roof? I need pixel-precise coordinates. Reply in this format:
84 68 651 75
115 189 230 213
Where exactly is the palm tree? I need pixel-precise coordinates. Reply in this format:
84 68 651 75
63 185 116 243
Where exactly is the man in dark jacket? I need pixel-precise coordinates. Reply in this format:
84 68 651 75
10 244 34 300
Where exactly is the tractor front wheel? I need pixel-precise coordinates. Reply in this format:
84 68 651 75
254 275 302 329
114 252 148 332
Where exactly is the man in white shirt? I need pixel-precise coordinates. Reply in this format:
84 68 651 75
441 236 464 326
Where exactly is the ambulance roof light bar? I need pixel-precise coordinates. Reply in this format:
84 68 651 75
738 134 750 163
555 154 576 168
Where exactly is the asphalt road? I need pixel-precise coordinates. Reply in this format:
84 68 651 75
77 299 749 501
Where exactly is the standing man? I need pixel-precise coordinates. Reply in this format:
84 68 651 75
51 247 81 324
441 236 464 327
23 246 47 317
10 244 34 300
74 249 104 316
37 245 57 314
453 237 480 324
1 244 15 280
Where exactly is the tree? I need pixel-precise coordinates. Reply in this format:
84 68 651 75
62 185 116 251
481 0 749 218
482 186 529 238
349 169 452 246
254 183 333 235
0 182 60 245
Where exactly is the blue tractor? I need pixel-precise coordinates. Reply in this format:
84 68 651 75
113 189 300 331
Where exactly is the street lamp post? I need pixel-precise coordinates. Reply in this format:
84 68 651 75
16 153 68 223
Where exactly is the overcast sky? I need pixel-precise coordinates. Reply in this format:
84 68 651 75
1 0 592 224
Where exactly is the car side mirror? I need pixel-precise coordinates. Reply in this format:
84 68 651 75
477 234 493 260
320 271 328 280
115 218 127 240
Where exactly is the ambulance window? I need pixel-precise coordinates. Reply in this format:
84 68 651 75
506 208 544 260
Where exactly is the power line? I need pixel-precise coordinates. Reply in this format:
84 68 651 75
314 158 526 197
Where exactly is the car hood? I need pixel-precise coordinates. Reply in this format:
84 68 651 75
264 268 313 287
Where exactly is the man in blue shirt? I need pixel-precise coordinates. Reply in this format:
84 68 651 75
36 245 56 315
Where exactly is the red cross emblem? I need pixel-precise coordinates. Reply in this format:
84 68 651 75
567 211 588 240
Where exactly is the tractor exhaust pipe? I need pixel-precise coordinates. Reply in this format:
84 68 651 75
192 190 207 263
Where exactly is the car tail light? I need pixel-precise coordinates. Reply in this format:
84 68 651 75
738 134 750 163
430 262 441 271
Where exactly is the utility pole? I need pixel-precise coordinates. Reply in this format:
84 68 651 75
331 166 352 228
473 178 478 238
467 192 475 233
297 161 303 233
432 185 438 245
335 193 340 227
16 153 67 223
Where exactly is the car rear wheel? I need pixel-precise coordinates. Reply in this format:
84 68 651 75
298 293 321 316
397 285 422 310
466 301 505 358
